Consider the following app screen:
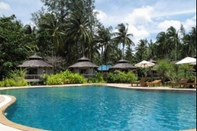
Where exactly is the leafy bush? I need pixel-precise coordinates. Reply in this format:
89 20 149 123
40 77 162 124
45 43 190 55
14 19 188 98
45 70 86 85
87 72 106 83
0 78 29 87
0 69 29 87
165 63 196 82
106 70 137 83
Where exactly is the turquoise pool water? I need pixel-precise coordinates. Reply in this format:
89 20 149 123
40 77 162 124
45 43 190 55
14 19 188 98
0 86 196 131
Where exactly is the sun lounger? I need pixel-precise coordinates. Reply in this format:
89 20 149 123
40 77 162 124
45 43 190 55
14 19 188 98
185 78 196 88
131 77 146 87
171 78 188 88
146 80 162 87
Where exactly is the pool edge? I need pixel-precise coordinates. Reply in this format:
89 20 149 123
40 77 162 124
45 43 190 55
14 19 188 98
0 95 47 131
0 84 196 131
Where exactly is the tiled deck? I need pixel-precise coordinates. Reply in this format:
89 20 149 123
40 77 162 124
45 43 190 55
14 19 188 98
0 84 196 131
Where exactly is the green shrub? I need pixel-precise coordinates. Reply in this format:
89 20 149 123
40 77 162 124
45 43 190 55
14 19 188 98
45 70 86 85
0 69 29 87
106 71 137 83
0 78 28 87
87 72 106 83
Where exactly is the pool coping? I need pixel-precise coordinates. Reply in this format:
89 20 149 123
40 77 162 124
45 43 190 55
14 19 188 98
0 84 196 131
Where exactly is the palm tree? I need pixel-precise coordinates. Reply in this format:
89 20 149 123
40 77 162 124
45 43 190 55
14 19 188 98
113 23 134 59
181 27 196 57
147 39 157 60
95 26 114 65
65 10 92 57
155 31 169 59
39 12 65 53
166 26 181 61
23 24 39 54
135 39 148 61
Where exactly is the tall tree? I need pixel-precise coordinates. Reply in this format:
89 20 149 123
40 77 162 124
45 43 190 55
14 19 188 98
182 26 196 57
0 15 28 79
166 26 180 61
65 10 92 58
95 26 115 65
23 24 39 53
39 12 65 53
155 31 169 59
113 23 134 59
135 39 148 61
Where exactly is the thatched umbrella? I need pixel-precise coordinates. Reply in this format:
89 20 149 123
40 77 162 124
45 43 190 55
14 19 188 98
18 54 53 68
109 59 136 71
68 56 98 68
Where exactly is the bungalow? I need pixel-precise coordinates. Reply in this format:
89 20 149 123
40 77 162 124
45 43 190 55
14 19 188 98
17 54 53 82
109 59 136 72
68 56 98 78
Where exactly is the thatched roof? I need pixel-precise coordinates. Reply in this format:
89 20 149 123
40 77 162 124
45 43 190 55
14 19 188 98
29 54 42 60
68 56 98 68
17 54 53 68
110 59 136 69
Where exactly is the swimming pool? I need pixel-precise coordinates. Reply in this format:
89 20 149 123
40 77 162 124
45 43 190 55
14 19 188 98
0 85 196 131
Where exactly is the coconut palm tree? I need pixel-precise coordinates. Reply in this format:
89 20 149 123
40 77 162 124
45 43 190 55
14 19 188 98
65 10 92 57
135 39 148 61
39 12 65 52
166 26 181 61
95 26 114 65
23 24 39 54
155 31 169 59
182 26 196 57
113 23 134 59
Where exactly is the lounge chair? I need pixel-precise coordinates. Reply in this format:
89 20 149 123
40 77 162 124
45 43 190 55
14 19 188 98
185 78 196 88
146 80 162 87
131 77 146 87
171 78 188 88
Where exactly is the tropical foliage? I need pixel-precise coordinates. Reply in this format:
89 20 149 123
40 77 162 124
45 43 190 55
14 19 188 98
106 71 137 83
44 70 86 85
0 69 29 87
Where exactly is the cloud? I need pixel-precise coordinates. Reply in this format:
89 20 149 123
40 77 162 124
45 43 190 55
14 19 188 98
95 9 122 27
127 25 150 45
152 9 196 18
182 15 196 32
124 6 153 25
157 20 182 31
95 10 107 22
0 2 11 12
95 8 150 45
153 0 196 18
156 15 196 33
121 6 153 44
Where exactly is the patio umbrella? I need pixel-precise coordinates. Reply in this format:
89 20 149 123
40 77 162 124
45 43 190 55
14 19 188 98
176 57 196 64
135 60 155 68
135 60 155 77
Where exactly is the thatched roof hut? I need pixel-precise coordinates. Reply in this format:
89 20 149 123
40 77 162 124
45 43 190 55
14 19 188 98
68 56 98 78
68 56 98 68
18 54 52 68
17 54 53 82
109 59 136 71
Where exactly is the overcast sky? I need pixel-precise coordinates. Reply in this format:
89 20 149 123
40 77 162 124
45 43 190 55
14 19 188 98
0 0 196 44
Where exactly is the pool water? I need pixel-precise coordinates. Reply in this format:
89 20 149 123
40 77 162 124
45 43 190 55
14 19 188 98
0 86 196 131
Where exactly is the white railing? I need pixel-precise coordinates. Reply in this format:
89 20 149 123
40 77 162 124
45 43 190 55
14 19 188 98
25 74 43 80
82 74 96 78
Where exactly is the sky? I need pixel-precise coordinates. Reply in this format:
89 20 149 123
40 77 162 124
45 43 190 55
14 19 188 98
0 0 196 45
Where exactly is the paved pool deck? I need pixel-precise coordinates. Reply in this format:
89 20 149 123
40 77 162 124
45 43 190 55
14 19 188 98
0 84 196 131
